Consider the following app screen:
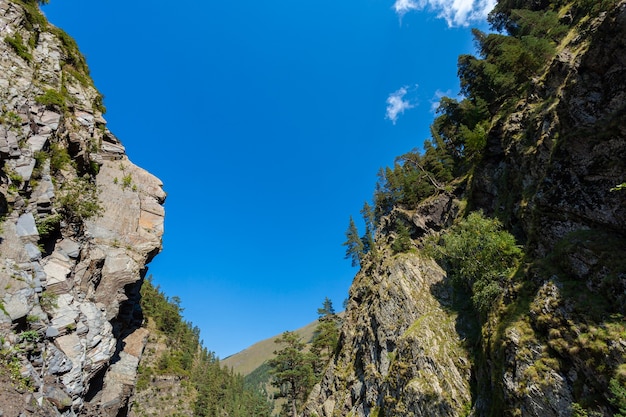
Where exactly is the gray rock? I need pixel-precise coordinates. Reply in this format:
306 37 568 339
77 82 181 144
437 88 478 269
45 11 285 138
50 294 79 332
4 291 30 321
44 385 73 411
46 345 73 375
39 110 61 130
75 110 94 127
27 135 48 153
16 213 38 238
24 243 41 261
13 157 36 182
100 141 125 156
42 257 72 286
57 239 80 259
7 130 20 156
45 326 60 339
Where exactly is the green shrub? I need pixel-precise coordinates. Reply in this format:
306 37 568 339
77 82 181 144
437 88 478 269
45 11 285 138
35 89 66 110
39 291 58 310
57 176 103 221
49 143 71 171
36 214 61 237
391 219 412 254
610 377 626 417
428 211 523 315
122 174 132 190
0 111 23 129
18 330 41 343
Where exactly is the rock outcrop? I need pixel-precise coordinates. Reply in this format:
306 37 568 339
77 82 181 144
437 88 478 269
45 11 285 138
304 252 472 417
0 1 164 416
305 2 626 416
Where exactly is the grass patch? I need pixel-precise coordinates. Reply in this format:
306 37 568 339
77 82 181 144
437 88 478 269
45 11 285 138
35 89 66 111
4 33 32 63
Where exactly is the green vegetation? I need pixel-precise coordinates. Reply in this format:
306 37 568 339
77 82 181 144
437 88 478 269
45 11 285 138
49 143 72 171
49 26 90 80
268 331 316 417
35 89 66 111
4 33 31 62
610 377 626 417
56 176 102 222
38 291 58 310
264 299 341 416
0 347 32 391
311 298 340 374
427 211 523 315
31 150 48 179
343 216 364 267
0 111 22 130
122 174 132 190
391 218 412 254
139 277 271 416
14 0 47 31
373 144 453 220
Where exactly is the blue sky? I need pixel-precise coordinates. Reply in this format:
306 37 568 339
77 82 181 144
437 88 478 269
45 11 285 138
43 0 494 358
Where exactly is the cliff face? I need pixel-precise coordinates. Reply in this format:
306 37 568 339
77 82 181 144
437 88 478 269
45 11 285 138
304 195 472 417
0 1 164 416
305 2 626 416
470 2 626 415
305 251 472 417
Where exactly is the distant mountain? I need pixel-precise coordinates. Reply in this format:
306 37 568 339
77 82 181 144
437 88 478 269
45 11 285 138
222 318 321 376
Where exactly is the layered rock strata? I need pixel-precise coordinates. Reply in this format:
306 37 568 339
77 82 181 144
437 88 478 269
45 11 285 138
0 1 165 416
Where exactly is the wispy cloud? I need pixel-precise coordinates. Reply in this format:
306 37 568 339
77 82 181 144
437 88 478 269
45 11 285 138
430 89 452 113
385 86 417 124
393 0 496 27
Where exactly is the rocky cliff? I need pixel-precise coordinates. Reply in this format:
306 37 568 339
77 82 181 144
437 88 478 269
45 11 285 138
304 1 626 416
0 1 165 416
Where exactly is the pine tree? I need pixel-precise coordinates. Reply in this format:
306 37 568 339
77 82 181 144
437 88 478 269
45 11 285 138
360 201 376 257
391 219 412 254
312 298 340 375
268 332 316 417
343 216 364 267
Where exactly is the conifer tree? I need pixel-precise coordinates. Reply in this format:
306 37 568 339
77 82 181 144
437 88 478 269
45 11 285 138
343 216 364 267
312 298 340 375
268 332 316 417
391 219 412 253
360 201 376 257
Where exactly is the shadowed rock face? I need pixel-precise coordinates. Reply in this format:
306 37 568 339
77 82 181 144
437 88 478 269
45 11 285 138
0 1 164 416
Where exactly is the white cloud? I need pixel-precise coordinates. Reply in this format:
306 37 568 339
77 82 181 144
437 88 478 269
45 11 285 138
385 86 416 124
430 89 452 113
393 0 497 27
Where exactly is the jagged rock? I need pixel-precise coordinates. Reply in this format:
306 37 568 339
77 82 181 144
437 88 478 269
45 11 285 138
49 294 79 333
27 135 48 153
0 1 165 415
57 239 80 259
306 3 626 417
13 156 36 182
37 111 61 132
44 385 73 411
304 254 471 417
